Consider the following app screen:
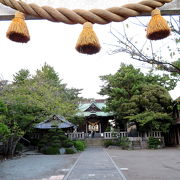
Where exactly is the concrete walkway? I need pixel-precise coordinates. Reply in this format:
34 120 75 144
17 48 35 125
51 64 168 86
63 147 126 180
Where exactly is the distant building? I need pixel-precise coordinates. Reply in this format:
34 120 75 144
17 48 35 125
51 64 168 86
30 115 76 140
165 96 180 146
35 114 76 129
76 99 114 137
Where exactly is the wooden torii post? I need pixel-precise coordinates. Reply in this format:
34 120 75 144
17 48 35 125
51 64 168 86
0 0 179 22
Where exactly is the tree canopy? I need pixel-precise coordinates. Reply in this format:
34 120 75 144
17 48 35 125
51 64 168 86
99 64 175 132
0 64 82 156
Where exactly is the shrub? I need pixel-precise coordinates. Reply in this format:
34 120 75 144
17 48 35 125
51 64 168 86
45 146 59 155
148 137 161 149
51 135 60 141
104 140 114 147
51 143 61 148
53 140 61 144
81 140 87 148
59 135 68 141
66 148 76 154
73 140 85 151
63 140 73 148
40 147 47 154
105 126 111 132
37 128 76 154
117 137 130 149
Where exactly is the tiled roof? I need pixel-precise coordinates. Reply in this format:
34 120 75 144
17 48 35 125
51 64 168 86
77 101 113 117
35 115 76 129
76 111 113 117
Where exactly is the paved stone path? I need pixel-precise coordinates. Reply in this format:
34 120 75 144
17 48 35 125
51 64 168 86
63 147 126 180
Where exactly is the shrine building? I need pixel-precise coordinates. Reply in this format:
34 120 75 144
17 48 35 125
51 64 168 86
76 99 114 137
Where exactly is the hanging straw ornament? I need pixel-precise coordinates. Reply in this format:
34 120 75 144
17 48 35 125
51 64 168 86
6 11 30 43
146 9 171 40
75 22 101 55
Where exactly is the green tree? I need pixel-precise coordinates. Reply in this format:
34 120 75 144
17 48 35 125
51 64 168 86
125 84 173 132
35 63 61 87
0 64 82 156
99 64 174 132
13 69 30 84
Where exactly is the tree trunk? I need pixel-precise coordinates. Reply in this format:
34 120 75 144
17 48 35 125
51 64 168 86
2 136 21 157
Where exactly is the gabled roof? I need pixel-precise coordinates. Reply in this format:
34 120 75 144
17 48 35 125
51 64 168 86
85 102 101 112
77 100 113 117
35 115 76 129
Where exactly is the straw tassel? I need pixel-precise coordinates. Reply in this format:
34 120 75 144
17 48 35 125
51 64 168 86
6 11 30 43
75 22 101 55
146 9 171 40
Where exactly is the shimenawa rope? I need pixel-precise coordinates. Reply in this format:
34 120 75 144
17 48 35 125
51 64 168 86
0 0 172 24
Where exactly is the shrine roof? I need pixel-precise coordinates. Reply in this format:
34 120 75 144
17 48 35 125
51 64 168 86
77 100 113 117
79 102 105 111
77 111 113 117
35 114 76 129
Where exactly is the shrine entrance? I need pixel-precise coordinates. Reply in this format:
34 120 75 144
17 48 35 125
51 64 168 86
87 121 101 138
88 121 100 132
88 124 98 132
77 100 114 138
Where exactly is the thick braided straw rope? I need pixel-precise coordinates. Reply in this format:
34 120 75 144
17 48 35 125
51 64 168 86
0 0 172 24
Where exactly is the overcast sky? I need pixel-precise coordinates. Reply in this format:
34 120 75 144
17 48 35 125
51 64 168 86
0 14 179 100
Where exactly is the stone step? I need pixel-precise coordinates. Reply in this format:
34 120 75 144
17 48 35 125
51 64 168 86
85 138 104 147
132 141 141 149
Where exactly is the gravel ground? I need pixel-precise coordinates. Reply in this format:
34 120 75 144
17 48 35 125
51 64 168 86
0 153 79 180
106 147 180 180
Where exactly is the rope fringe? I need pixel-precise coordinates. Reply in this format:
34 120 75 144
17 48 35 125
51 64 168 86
76 22 101 55
6 11 30 43
146 9 171 40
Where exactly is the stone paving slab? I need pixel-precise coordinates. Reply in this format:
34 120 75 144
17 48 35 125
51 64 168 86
64 147 126 180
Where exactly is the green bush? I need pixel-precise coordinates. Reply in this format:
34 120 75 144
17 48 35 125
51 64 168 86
45 146 59 155
37 128 76 154
51 143 61 148
66 148 76 154
63 140 73 148
105 126 111 132
148 137 161 149
53 140 61 144
117 137 130 149
104 140 114 147
59 135 68 141
73 140 85 151
81 140 87 148
51 135 60 141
